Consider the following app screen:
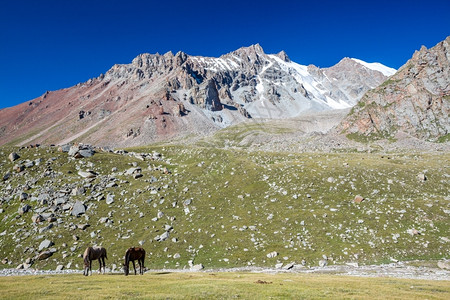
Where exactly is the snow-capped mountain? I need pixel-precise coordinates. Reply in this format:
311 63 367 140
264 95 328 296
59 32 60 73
0 44 395 147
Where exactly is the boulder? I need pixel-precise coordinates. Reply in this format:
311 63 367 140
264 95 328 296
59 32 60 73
71 201 86 216
418 173 427 182
56 265 64 271
319 260 328 267
78 149 94 158
77 224 90 230
437 261 450 270
31 214 44 223
191 264 204 271
8 152 20 162
58 144 71 153
78 170 97 178
106 194 115 204
266 251 278 258
68 145 80 156
125 167 141 175
38 239 54 251
13 164 25 173
37 251 53 260
18 204 31 215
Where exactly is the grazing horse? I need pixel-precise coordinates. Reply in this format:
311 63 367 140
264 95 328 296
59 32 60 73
123 247 145 275
83 246 107 276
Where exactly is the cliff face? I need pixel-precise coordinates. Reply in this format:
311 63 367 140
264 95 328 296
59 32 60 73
339 36 450 142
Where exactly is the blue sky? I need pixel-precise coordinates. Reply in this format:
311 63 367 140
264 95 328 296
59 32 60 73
1 0 449 109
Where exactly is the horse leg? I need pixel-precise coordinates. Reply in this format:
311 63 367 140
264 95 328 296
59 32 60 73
138 259 142 275
101 257 105 274
132 260 137 275
89 260 92 276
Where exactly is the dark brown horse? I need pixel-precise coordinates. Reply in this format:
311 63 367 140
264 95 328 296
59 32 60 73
83 246 107 276
123 247 145 275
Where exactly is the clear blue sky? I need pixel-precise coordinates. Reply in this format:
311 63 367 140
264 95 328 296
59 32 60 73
1 0 449 109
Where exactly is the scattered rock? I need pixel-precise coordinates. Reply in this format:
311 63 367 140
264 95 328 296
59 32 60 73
354 195 364 203
8 152 20 162
266 251 278 258
417 173 427 182
78 170 97 178
38 239 54 251
36 251 53 260
191 264 204 271
56 264 64 271
437 261 450 270
106 194 115 204
71 201 86 216
319 260 328 267
18 204 31 215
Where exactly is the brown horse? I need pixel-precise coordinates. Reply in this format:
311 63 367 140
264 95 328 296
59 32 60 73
83 246 107 276
123 247 145 275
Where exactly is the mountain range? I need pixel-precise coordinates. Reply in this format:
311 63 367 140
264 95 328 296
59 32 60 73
0 44 396 147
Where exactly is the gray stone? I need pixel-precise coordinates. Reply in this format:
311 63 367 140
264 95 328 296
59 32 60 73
78 170 97 178
18 204 31 215
13 164 24 173
126 167 141 175
191 264 204 271
319 260 328 267
437 261 450 270
418 173 427 182
38 239 54 251
31 214 44 223
266 251 278 258
56 264 64 271
2 172 11 181
159 231 170 241
8 152 20 162
106 194 115 204
283 262 295 270
71 201 86 216
78 149 94 158
59 144 71 153
71 187 86 196
77 224 90 230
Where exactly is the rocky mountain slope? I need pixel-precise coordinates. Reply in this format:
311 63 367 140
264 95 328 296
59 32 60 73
339 36 450 142
0 144 448 271
0 45 394 148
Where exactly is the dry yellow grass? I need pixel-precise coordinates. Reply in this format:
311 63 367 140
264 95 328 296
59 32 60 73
0 272 449 299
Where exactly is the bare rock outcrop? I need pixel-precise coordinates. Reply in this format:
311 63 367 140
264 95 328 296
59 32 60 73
339 36 450 141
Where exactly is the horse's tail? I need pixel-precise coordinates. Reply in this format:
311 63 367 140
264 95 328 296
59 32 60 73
104 248 108 260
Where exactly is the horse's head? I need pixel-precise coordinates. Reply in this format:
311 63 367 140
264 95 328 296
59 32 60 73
83 258 90 276
123 263 129 276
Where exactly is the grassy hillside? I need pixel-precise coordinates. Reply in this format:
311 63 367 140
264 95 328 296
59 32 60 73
0 142 448 271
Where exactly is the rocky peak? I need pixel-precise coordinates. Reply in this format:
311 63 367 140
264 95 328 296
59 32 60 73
231 43 266 62
276 50 290 62
339 36 450 141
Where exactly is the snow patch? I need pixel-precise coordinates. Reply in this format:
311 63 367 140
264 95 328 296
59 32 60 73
351 58 396 77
